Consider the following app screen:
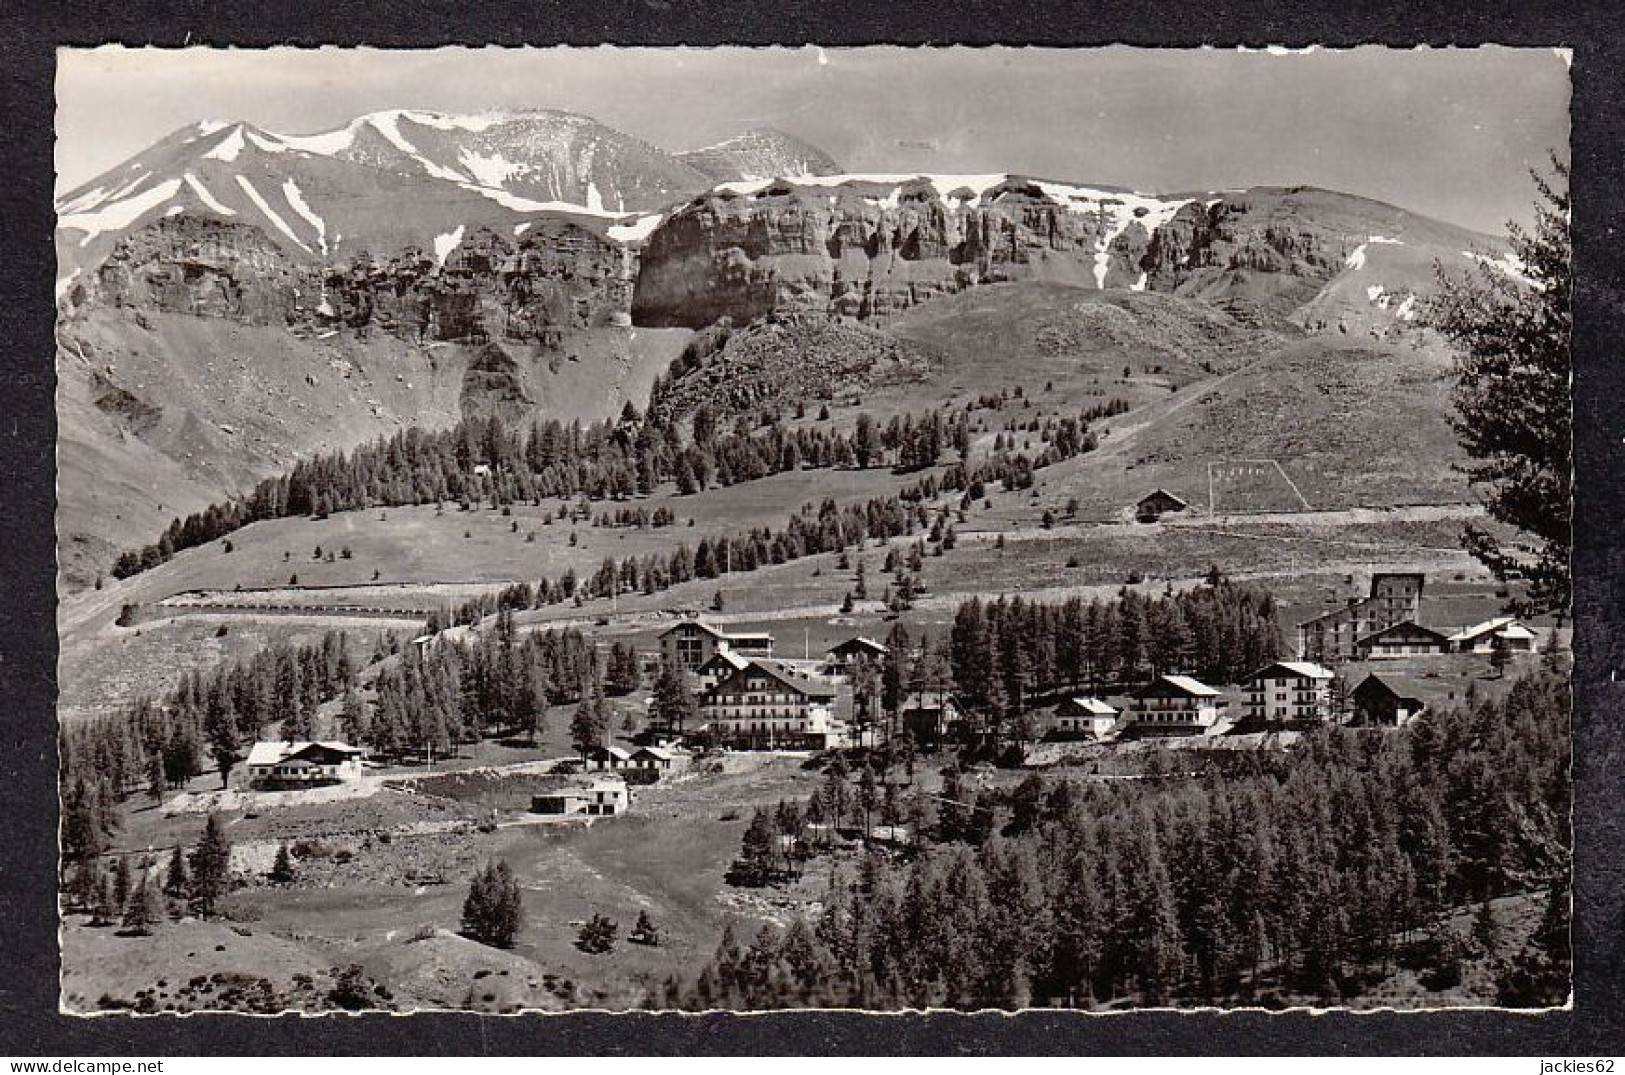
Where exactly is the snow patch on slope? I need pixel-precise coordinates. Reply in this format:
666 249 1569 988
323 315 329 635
203 127 246 162
233 175 311 254
433 225 465 266
281 179 328 255
607 214 663 244
60 178 183 246
184 173 237 217
458 149 522 188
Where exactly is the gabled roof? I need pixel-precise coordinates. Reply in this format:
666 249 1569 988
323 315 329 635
659 618 729 640
699 649 751 672
245 740 363 766
1370 571 1426 587
587 744 633 760
1137 488 1188 508
829 636 889 656
1446 615 1530 643
632 746 676 761
1297 602 1364 628
1356 619 1450 646
713 658 839 701
1248 660 1335 682
1062 696 1119 715
1141 674 1222 698
1351 672 1456 706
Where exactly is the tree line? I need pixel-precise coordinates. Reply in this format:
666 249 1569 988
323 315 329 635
110 388 1122 581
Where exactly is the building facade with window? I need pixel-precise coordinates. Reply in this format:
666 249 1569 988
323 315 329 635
1242 661 1337 725
1126 675 1224 736
700 658 840 748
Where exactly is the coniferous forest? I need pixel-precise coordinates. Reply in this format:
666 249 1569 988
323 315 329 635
666 672 1570 1010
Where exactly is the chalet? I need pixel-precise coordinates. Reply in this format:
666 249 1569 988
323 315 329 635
658 617 776 670
244 741 365 788
1296 572 1426 664
1242 660 1337 725
1047 696 1121 740
824 636 889 676
1350 673 1441 728
1126 674 1224 736
899 692 962 743
1448 616 1538 655
700 658 841 748
695 648 750 691
659 619 732 670
1135 489 1188 523
583 744 633 772
1355 620 1451 660
628 745 684 774
531 776 631 817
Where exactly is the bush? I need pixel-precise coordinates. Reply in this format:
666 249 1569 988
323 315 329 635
328 964 379 1011
576 913 618 954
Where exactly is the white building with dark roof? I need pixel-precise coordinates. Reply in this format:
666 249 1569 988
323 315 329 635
243 741 365 787
1448 616 1538 654
700 657 841 748
1126 674 1224 736
1047 696 1122 739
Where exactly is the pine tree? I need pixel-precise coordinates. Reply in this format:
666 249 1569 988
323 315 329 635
188 812 232 916
570 679 609 759
462 859 523 948
269 843 296 884
163 844 189 900
729 808 783 887
649 658 698 736
121 875 161 936
1425 161 1571 613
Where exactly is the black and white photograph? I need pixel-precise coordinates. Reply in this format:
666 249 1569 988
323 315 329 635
51 44 1574 1016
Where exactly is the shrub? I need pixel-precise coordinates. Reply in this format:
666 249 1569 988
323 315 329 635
576 913 618 954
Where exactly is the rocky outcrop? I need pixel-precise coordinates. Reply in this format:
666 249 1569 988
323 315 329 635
318 221 633 346
631 177 1169 328
647 317 935 422
88 215 314 325
631 180 1496 333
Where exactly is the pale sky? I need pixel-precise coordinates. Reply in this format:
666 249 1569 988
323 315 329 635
56 45 1570 234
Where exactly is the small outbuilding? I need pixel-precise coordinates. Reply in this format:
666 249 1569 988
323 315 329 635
531 776 631 817
1135 489 1189 523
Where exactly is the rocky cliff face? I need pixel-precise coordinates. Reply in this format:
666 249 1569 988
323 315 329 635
86 215 316 325
85 213 638 351
318 221 634 347
630 176 1186 328
630 179 1500 333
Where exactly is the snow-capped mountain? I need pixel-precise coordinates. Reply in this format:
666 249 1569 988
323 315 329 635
676 128 842 182
54 110 846 296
